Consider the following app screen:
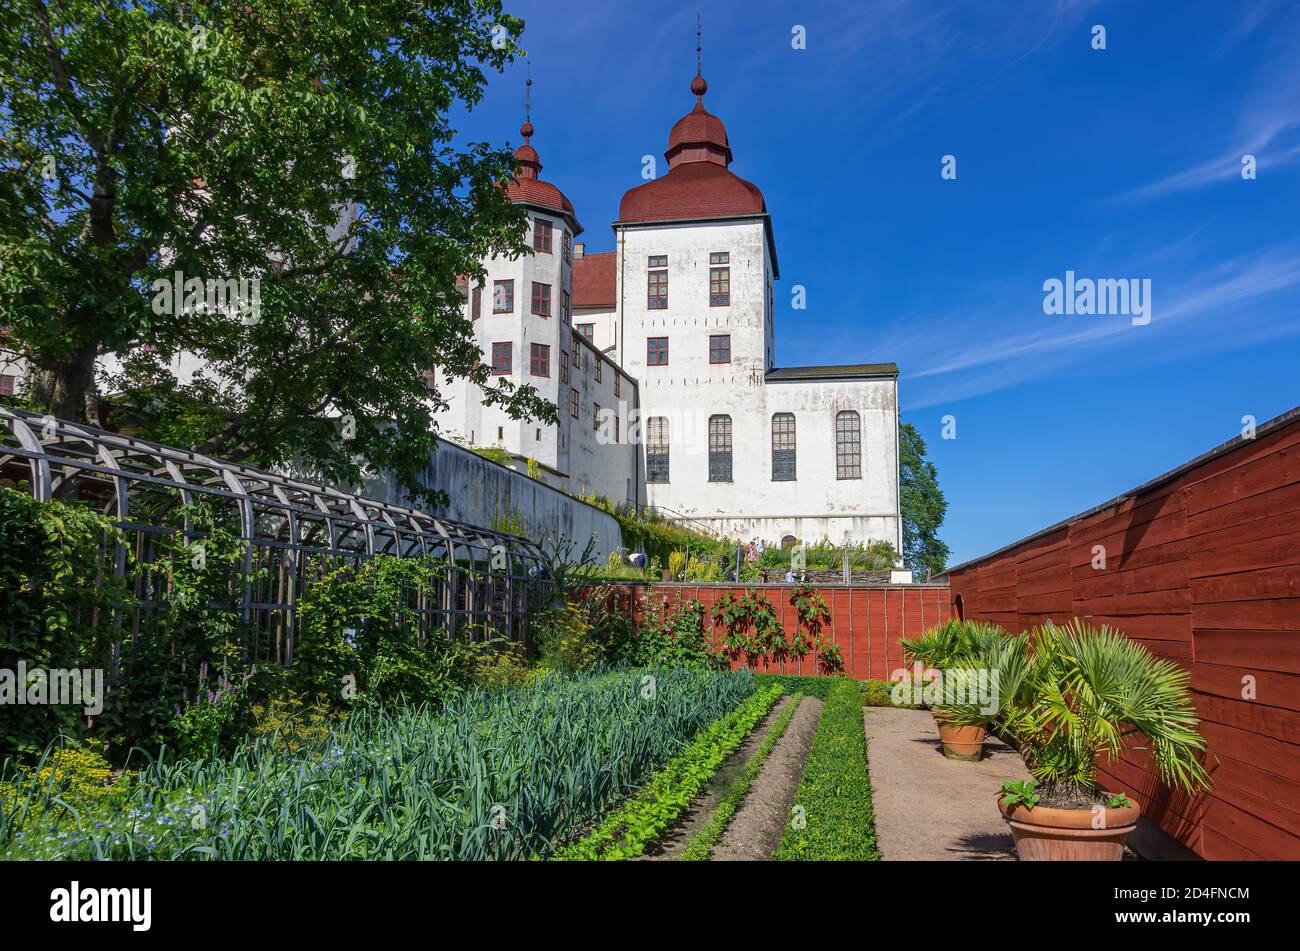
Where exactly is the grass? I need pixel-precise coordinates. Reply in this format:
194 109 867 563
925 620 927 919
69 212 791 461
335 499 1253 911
0 667 756 861
680 693 805 861
553 682 784 860
757 673 914 706
775 679 881 861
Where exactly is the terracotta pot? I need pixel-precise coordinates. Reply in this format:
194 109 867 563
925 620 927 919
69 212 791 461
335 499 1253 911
937 721 987 761
998 795 1140 861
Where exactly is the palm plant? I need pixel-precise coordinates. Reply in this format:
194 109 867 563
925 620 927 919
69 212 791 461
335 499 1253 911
932 632 1033 730
1002 619 1212 799
900 619 1007 670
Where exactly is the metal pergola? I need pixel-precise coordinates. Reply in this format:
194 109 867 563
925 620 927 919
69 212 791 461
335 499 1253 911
0 406 550 663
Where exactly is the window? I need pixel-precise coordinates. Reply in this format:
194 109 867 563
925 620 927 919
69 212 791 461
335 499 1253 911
577 322 593 341
646 417 669 483
533 218 553 253
491 342 512 375
562 289 571 324
530 343 550 377
595 359 602 383
647 257 668 309
647 336 668 366
709 253 730 306
614 415 620 443
709 334 731 364
772 413 796 481
572 346 581 368
531 281 551 317
471 284 482 320
560 352 569 384
493 279 514 313
562 230 571 263
0 374 14 397
593 403 601 430
708 415 733 482
570 388 579 418
836 410 861 479
614 374 620 398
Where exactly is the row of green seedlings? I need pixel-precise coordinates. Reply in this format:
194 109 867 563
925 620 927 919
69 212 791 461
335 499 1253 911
679 694 806 861
553 682 785 860
774 680 880 860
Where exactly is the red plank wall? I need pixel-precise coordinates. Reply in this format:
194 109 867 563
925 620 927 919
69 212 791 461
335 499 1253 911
604 583 951 681
948 408 1300 861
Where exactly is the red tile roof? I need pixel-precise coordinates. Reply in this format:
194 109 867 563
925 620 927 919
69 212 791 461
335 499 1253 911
618 160 765 223
572 252 617 309
617 74 766 225
504 124 581 232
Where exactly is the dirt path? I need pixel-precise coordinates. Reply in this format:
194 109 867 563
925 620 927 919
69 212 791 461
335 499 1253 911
710 695 824 861
634 695 797 861
863 706 1030 860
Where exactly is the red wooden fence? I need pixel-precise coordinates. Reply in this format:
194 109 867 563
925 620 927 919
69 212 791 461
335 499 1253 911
948 406 1300 861
605 583 952 681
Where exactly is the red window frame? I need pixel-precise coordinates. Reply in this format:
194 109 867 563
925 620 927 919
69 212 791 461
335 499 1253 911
647 336 668 366
491 341 512 375
493 279 514 314
529 342 550 378
531 282 552 317
533 218 553 253
709 334 731 364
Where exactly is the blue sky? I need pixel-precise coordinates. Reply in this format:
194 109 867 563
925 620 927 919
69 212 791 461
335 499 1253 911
454 0 1300 566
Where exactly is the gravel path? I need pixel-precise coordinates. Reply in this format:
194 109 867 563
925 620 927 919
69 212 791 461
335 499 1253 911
634 695 796 861
711 695 824 861
862 706 1030 860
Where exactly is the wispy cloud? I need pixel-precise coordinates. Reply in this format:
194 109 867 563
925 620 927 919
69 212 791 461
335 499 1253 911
1116 3 1300 200
889 244 1300 409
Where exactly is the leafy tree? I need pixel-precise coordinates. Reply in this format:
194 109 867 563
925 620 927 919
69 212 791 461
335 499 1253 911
0 0 554 503
899 421 949 578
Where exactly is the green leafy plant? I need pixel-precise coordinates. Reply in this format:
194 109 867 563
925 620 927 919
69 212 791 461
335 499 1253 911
899 618 1007 672
711 590 787 668
999 779 1040 809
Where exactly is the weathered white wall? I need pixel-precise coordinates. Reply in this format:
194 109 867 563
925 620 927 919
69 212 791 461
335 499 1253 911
363 435 626 561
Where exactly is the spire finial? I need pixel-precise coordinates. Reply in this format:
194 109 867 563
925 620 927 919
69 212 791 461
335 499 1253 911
691 15 708 100
520 62 534 141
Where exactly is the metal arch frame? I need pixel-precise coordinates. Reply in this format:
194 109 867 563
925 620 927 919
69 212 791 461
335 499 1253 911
0 407 549 657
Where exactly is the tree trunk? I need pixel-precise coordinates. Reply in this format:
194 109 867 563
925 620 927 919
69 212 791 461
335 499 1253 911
29 341 101 426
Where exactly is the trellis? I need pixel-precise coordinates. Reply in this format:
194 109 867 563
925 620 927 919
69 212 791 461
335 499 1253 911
0 407 551 663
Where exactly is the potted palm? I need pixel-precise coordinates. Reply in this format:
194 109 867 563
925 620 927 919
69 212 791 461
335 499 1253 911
927 633 1031 761
994 619 1212 861
899 619 1008 759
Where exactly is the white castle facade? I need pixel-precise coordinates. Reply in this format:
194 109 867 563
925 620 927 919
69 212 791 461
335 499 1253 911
436 67 903 553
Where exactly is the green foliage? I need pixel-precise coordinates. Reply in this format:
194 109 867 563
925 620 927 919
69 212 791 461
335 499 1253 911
711 590 788 668
0 487 131 756
788 584 843 674
997 619 1212 799
1 1 551 503
899 618 1007 672
999 779 1040 809
168 664 256 760
490 501 527 536
899 422 949 578
755 538 898 572
293 555 478 709
471 444 515 466
775 680 880 861
249 694 344 755
0 668 756 860
532 601 605 674
681 693 804 861
554 681 783 860
0 743 136 853
611 596 725 671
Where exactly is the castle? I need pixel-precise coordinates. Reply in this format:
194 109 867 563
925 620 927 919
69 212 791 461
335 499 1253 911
435 62 903 553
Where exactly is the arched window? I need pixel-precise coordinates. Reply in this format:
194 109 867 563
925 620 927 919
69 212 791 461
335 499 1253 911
646 417 669 483
771 413 796 481
708 415 732 482
836 410 861 479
